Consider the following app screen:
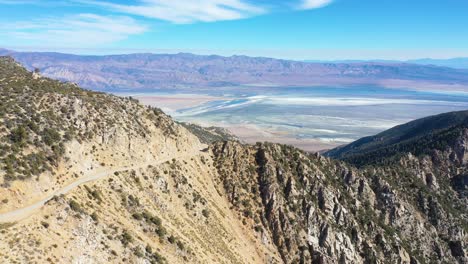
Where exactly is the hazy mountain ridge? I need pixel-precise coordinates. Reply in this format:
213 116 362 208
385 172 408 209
305 58 468 70
0 57 466 263
409 58 468 70
2 49 468 92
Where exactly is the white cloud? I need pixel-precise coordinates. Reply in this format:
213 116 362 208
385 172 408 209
76 0 267 24
0 14 147 47
0 0 73 6
0 0 34 3
300 0 333 9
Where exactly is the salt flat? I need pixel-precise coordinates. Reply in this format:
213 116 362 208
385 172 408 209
131 86 468 152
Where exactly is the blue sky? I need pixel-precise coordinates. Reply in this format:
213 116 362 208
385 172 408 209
1 0 468 60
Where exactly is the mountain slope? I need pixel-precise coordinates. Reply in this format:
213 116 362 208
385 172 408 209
2 49 468 92
0 57 466 264
325 110 468 166
211 138 467 263
0 56 281 263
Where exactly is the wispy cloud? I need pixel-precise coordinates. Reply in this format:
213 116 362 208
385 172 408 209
0 0 74 6
76 0 267 24
0 0 34 3
0 1 334 50
0 14 147 47
300 0 334 9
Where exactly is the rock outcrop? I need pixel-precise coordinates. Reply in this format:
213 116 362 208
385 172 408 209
211 139 467 263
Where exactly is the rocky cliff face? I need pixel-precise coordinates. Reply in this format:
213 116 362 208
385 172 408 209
211 138 467 263
0 57 466 264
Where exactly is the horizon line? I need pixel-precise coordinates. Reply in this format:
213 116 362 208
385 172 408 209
2 47 468 63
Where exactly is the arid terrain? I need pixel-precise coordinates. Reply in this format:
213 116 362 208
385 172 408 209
133 91 468 152
0 57 466 264
129 94 343 152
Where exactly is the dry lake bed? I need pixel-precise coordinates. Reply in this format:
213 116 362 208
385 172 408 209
122 86 468 152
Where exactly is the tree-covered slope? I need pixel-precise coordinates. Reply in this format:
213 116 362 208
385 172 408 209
325 110 468 166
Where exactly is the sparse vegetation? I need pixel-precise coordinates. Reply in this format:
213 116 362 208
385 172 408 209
178 122 238 144
0 56 174 183
120 230 133 246
201 209 210 218
40 221 49 228
90 212 99 222
68 199 83 214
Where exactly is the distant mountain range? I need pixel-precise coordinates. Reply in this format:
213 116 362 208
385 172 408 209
408 58 468 69
2 48 468 92
306 58 468 70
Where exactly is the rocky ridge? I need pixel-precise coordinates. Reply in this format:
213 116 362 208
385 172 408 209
211 138 467 263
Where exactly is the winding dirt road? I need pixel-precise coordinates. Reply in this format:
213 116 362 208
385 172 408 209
0 152 200 223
